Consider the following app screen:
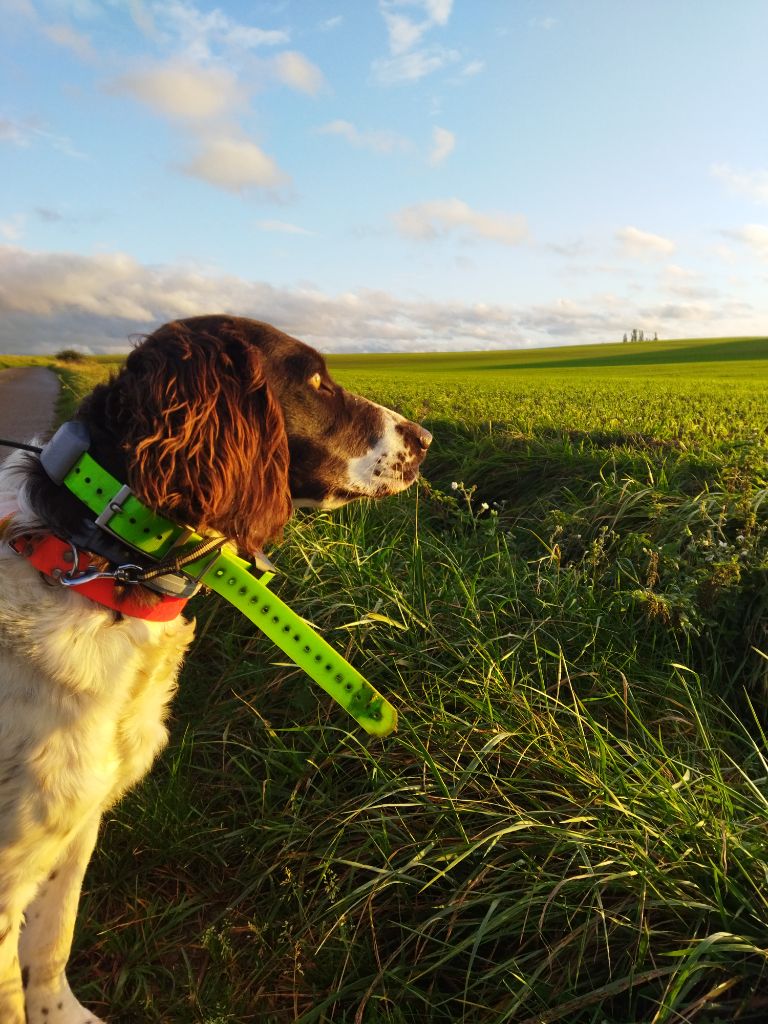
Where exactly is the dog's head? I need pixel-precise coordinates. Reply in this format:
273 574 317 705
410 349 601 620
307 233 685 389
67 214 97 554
76 315 431 553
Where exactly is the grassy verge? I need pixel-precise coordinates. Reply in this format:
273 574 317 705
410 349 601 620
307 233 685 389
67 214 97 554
76 442 768 1023
4 342 767 1022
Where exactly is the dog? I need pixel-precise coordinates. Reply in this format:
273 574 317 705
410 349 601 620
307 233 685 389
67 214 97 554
0 315 431 1023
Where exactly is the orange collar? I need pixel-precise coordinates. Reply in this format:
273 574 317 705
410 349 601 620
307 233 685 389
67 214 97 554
8 530 188 622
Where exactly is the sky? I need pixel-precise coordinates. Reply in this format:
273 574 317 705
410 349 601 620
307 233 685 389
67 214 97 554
2 0 768 354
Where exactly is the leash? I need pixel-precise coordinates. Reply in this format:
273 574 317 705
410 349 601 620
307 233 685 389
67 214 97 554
0 438 43 453
2 424 398 737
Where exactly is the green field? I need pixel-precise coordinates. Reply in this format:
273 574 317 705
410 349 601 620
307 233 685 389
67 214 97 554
329 335 768 374
326 336 768 447
3 336 768 1023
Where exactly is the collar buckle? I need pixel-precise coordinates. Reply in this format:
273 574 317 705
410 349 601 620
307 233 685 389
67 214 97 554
94 483 134 536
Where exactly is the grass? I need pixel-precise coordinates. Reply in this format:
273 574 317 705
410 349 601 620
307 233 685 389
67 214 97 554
3 336 768 1022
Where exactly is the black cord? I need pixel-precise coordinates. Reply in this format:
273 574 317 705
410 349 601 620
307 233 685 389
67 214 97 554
0 438 43 453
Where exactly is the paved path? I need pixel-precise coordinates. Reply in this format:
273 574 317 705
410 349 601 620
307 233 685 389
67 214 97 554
0 367 60 464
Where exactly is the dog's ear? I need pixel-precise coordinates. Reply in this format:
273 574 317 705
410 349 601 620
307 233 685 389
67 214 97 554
113 319 291 553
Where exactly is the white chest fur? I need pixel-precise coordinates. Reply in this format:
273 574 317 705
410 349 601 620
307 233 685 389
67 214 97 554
0 552 194 874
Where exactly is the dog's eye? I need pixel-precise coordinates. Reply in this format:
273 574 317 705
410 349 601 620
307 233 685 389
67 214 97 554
309 372 334 396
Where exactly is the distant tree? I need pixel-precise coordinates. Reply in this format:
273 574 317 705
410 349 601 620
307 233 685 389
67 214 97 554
623 332 628 343
639 330 644 342
654 332 658 342
55 349 88 362
631 329 638 342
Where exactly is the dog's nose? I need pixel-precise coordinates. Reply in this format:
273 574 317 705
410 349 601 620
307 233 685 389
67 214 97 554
416 427 433 450
397 421 433 455
402 423 432 451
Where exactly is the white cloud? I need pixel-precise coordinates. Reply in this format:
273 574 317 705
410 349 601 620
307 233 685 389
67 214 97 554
42 23 96 61
380 0 453 53
382 10 425 54
0 215 25 242
712 163 768 205
424 0 453 25
373 46 460 84
128 0 158 40
664 264 697 279
180 133 288 194
530 16 558 30
0 0 36 16
0 118 30 146
461 59 485 77
723 223 768 260
316 119 409 154
522 296 620 336
375 0 457 84
0 246 161 320
107 49 313 194
0 244 529 353
712 243 738 264
660 267 718 301
638 301 714 323
110 59 243 121
257 219 312 235
148 1 289 60
616 225 676 258
319 15 343 31
0 116 83 157
394 198 528 245
271 50 326 95
429 126 454 165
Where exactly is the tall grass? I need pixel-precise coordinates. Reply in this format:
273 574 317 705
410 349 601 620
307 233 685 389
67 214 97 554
77 428 767 1023
4 339 767 1021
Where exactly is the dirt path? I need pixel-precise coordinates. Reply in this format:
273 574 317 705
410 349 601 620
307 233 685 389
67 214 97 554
0 367 60 464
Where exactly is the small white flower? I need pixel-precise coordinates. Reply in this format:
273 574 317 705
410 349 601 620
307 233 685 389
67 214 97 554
480 502 489 511
451 481 459 490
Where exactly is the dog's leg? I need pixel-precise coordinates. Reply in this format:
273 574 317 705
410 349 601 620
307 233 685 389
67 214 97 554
21 812 107 1024
0 904 26 1024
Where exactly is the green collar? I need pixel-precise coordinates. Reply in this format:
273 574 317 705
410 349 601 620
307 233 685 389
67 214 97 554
41 429 397 738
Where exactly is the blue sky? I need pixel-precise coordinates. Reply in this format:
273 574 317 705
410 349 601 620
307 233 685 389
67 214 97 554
2 0 768 353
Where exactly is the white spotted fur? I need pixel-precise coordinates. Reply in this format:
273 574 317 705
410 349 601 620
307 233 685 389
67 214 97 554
0 450 194 1024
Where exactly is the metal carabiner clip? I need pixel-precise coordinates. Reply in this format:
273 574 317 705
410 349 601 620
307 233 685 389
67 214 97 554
59 563 145 587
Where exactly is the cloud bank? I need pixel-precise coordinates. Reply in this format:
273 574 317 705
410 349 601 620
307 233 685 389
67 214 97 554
0 244 526 353
2 244 757 356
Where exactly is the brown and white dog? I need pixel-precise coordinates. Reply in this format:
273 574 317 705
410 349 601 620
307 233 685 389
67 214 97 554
0 315 431 1023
